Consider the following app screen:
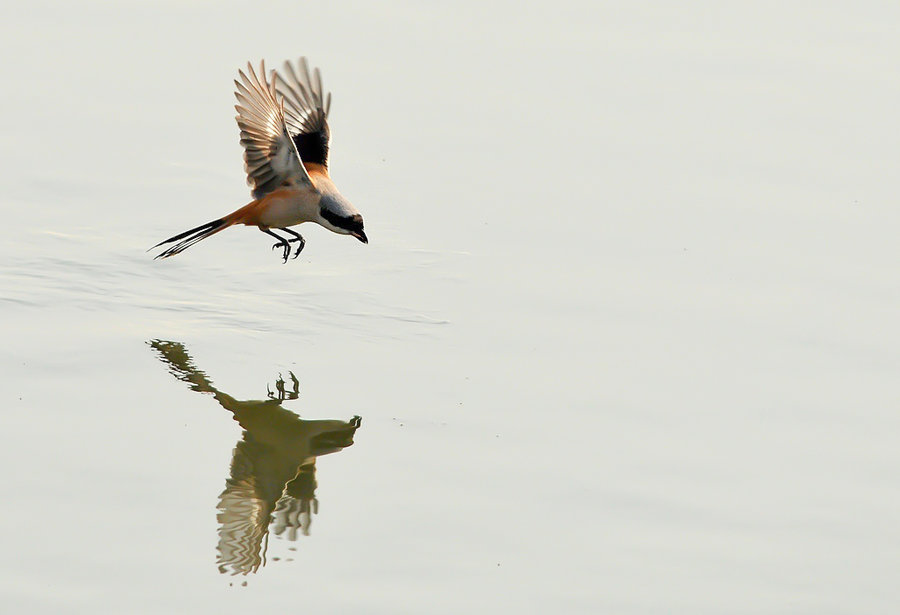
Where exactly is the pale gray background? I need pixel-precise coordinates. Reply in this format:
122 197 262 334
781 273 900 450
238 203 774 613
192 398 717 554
1 1 898 613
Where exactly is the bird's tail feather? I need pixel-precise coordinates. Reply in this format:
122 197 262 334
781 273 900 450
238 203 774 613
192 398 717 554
150 217 233 259
150 199 266 259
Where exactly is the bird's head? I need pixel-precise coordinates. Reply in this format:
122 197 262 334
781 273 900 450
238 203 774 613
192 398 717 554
318 194 368 243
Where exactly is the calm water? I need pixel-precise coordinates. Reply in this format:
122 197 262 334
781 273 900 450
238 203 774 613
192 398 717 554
1 2 898 613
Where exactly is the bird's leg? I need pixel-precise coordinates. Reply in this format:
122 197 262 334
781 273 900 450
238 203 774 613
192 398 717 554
287 371 300 399
260 228 291 263
278 228 306 259
276 374 287 401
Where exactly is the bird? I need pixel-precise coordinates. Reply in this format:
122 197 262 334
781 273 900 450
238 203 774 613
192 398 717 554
150 58 367 263
148 339 362 575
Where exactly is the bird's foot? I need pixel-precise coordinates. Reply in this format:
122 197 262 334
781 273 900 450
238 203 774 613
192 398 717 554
271 241 291 263
267 371 300 401
287 235 306 259
287 371 300 397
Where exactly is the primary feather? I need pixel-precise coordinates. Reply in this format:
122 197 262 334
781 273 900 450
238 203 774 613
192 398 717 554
234 61 312 199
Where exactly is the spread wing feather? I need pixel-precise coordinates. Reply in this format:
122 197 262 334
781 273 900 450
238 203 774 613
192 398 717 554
275 58 332 169
234 61 312 199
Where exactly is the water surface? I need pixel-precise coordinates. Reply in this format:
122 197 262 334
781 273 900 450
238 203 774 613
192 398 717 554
1 2 898 613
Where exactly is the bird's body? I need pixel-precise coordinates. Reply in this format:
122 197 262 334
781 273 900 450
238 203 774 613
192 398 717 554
244 182 320 229
151 59 366 262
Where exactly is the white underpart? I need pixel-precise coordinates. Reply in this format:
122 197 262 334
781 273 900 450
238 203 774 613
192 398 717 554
257 185 322 228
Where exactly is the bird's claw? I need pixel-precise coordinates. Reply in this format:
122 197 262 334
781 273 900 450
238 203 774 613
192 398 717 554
271 242 290 263
286 371 299 397
267 371 299 400
289 237 305 260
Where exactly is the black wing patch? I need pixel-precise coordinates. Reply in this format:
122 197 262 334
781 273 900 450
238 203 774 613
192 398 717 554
292 128 329 167
275 58 332 169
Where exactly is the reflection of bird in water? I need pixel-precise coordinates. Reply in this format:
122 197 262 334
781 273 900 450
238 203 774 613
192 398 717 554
149 340 361 575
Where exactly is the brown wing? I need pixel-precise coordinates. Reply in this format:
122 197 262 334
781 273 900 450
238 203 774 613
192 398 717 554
234 61 312 199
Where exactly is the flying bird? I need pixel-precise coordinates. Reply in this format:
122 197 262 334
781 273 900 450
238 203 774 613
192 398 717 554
151 58 366 263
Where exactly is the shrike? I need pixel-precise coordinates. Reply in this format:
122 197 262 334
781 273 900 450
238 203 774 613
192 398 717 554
151 58 367 263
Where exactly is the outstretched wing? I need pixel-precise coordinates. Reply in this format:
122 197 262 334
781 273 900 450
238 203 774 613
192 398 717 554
216 439 278 576
234 61 312 199
274 58 332 170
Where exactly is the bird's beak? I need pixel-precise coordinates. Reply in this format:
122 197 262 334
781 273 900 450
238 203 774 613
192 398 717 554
353 230 368 244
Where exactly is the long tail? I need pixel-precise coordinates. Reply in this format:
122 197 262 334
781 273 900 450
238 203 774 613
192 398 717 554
150 202 258 259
